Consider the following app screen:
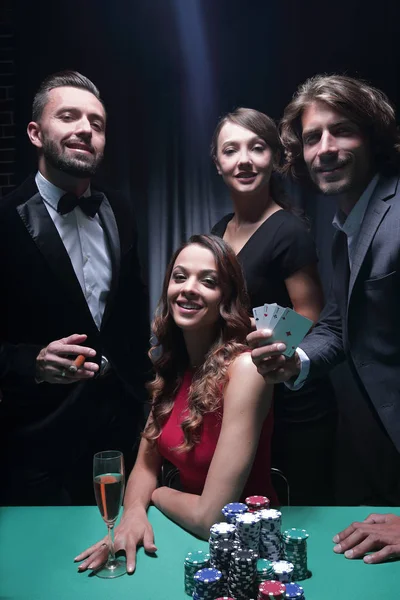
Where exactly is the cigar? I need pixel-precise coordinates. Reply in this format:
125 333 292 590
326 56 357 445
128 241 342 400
68 354 86 373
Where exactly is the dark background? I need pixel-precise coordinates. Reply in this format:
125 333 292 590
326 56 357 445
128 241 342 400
3 0 400 491
8 0 400 300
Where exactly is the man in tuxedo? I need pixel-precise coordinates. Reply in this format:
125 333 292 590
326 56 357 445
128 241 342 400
0 71 150 505
247 74 400 558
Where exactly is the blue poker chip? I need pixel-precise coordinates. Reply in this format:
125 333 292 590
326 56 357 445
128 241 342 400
223 502 248 514
285 582 305 598
194 567 222 583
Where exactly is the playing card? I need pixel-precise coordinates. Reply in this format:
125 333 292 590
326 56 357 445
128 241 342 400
252 305 269 329
269 304 286 326
269 307 313 357
261 303 275 328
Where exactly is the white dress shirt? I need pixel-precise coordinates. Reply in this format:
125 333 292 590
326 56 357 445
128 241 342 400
35 171 112 330
287 174 380 390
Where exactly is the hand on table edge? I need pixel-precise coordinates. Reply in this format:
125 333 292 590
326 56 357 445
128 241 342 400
332 513 400 564
74 506 157 575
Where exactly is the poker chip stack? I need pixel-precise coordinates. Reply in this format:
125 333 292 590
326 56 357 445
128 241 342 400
222 502 248 524
184 550 210 596
281 528 309 581
228 548 258 600
209 522 237 562
235 512 262 553
193 567 222 600
258 509 282 561
284 582 306 599
245 495 270 513
256 558 274 588
210 540 239 595
257 580 286 600
271 560 294 584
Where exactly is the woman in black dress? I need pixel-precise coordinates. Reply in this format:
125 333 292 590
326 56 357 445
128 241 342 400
211 107 337 505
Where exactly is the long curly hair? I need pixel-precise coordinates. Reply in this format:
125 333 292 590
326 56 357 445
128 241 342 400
143 234 251 451
280 74 400 179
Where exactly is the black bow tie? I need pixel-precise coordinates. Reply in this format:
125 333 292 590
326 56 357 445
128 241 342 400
57 191 104 218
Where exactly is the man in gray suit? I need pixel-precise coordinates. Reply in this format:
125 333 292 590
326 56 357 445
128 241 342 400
247 74 400 562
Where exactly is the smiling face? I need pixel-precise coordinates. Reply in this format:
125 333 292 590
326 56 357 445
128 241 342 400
28 86 106 178
301 100 373 197
215 121 274 196
167 244 222 333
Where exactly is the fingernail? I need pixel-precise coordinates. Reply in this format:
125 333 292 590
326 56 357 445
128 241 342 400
263 329 272 336
277 344 286 351
332 534 339 543
127 566 134 574
364 555 373 563
89 350 96 356
333 544 342 553
88 563 94 569
344 550 353 559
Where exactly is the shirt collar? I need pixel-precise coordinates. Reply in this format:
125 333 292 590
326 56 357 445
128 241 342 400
35 171 91 212
332 173 380 235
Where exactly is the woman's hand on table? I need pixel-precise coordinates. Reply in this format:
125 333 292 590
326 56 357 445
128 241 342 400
74 508 157 574
333 513 400 563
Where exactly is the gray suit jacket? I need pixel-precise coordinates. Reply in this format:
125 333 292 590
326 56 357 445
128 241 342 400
300 174 400 451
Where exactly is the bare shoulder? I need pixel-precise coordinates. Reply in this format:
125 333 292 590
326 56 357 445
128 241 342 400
229 352 257 374
228 352 265 385
224 352 272 414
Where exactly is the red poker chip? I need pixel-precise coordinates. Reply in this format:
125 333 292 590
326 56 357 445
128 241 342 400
245 495 270 507
258 580 286 599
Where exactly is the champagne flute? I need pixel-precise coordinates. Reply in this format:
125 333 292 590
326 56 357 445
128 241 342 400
93 450 126 578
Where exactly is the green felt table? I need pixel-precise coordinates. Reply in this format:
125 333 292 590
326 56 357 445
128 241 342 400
0 505 398 599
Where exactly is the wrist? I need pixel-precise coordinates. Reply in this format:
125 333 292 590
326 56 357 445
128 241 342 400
151 487 160 505
294 352 301 376
122 502 148 520
34 363 44 384
35 349 45 383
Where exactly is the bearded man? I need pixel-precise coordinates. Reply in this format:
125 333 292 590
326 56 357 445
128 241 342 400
0 71 150 505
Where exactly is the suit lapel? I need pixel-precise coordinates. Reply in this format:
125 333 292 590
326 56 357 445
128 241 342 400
348 176 396 304
332 229 350 319
17 191 95 320
97 194 121 328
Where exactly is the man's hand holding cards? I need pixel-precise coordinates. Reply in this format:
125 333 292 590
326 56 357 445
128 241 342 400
252 303 313 357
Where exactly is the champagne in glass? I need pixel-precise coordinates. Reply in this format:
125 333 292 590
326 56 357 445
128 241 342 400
93 450 126 578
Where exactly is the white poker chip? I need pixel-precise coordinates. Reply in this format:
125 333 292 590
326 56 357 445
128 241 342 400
273 560 294 573
258 508 282 520
235 512 261 525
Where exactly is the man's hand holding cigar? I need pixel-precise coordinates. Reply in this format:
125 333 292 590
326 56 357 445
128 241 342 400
35 333 99 384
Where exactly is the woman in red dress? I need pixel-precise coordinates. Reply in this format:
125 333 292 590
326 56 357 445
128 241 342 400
76 234 276 574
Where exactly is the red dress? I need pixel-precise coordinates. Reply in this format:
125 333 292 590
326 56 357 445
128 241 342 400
157 369 279 505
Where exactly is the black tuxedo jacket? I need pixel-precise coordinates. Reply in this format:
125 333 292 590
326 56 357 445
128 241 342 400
301 174 400 452
0 175 150 443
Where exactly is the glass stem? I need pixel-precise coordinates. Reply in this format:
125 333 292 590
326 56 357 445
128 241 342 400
107 524 116 564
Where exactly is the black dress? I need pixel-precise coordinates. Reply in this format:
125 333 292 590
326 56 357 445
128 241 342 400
212 210 337 505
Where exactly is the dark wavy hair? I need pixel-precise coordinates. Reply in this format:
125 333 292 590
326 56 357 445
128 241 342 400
210 107 295 213
32 70 105 122
280 74 400 179
143 234 251 451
